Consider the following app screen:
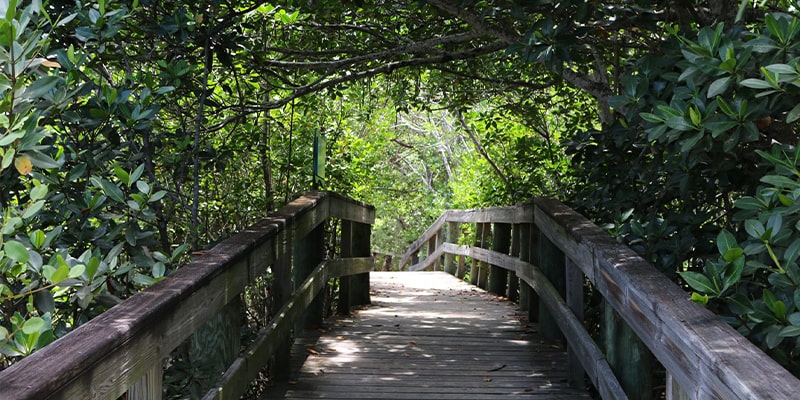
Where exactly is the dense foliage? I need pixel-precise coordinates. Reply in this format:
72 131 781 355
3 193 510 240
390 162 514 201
5 0 800 394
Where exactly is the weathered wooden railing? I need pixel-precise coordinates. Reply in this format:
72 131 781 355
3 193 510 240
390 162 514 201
0 191 374 400
400 198 800 400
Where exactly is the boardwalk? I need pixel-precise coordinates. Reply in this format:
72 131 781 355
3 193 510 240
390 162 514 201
263 271 591 399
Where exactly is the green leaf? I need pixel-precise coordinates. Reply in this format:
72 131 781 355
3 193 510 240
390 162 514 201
130 164 145 183
29 184 47 201
152 262 165 278
690 292 709 305
99 179 125 203
2 148 15 170
766 63 796 75
86 257 100 281
789 311 800 326
707 77 731 98
49 264 69 284
4 240 29 263
639 112 664 123
21 317 44 335
739 78 774 89
665 116 693 131
716 229 738 256
745 219 766 239
761 175 800 189
787 103 800 123
148 190 166 202
22 76 60 99
723 247 744 262
113 163 129 185
779 325 800 337
735 196 766 211
22 200 44 219
25 151 60 169
136 180 150 194
68 264 85 279
681 271 717 294
29 229 45 249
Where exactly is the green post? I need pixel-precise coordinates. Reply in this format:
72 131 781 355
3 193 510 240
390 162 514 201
337 220 353 315
350 221 371 306
489 223 511 296
294 223 325 329
444 222 459 275
520 224 539 321
508 223 521 302
538 229 565 342
605 302 655 400
269 248 293 380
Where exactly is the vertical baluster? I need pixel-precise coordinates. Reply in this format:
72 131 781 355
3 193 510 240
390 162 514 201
489 223 511 296
350 221 371 306
338 220 353 315
444 221 459 275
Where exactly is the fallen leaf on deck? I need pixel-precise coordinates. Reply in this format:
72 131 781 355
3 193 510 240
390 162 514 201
482 376 492 382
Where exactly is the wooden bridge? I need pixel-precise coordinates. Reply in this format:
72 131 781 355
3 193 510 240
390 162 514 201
0 191 799 399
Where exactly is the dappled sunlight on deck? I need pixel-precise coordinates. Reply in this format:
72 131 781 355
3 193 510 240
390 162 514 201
262 271 590 400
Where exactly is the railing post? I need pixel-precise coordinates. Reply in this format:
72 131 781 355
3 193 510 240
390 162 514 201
338 220 353 315
520 223 539 321
188 296 241 394
605 301 655 399
518 223 535 317
270 244 293 380
427 234 439 270
508 223 521 302
565 258 584 388
294 222 325 328
489 223 511 296
457 253 466 279
444 221 459 275
470 223 490 289
349 221 371 306
537 230 565 341
666 373 690 400
127 363 162 400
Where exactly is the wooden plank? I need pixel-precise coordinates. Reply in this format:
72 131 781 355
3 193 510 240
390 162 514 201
326 257 375 278
533 197 800 399
203 261 329 400
399 214 447 268
489 223 511 296
537 230 565 342
507 223 521 302
127 363 162 400
443 221 459 275
294 223 326 329
262 271 591 400
450 246 627 400
328 192 376 224
337 220 353 315
350 221 372 307
565 258 584 389
0 191 376 400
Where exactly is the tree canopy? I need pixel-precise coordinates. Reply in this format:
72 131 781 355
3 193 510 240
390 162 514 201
4 0 800 391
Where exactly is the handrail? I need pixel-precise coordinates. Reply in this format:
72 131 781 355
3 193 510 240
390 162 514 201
0 191 375 400
401 197 800 399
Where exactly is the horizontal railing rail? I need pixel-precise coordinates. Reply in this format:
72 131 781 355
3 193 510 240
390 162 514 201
0 191 375 400
400 198 800 399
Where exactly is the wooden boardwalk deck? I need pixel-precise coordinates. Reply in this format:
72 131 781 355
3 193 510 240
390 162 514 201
262 271 591 399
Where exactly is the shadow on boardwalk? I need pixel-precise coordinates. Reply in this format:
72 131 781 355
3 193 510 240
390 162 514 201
262 271 591 399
